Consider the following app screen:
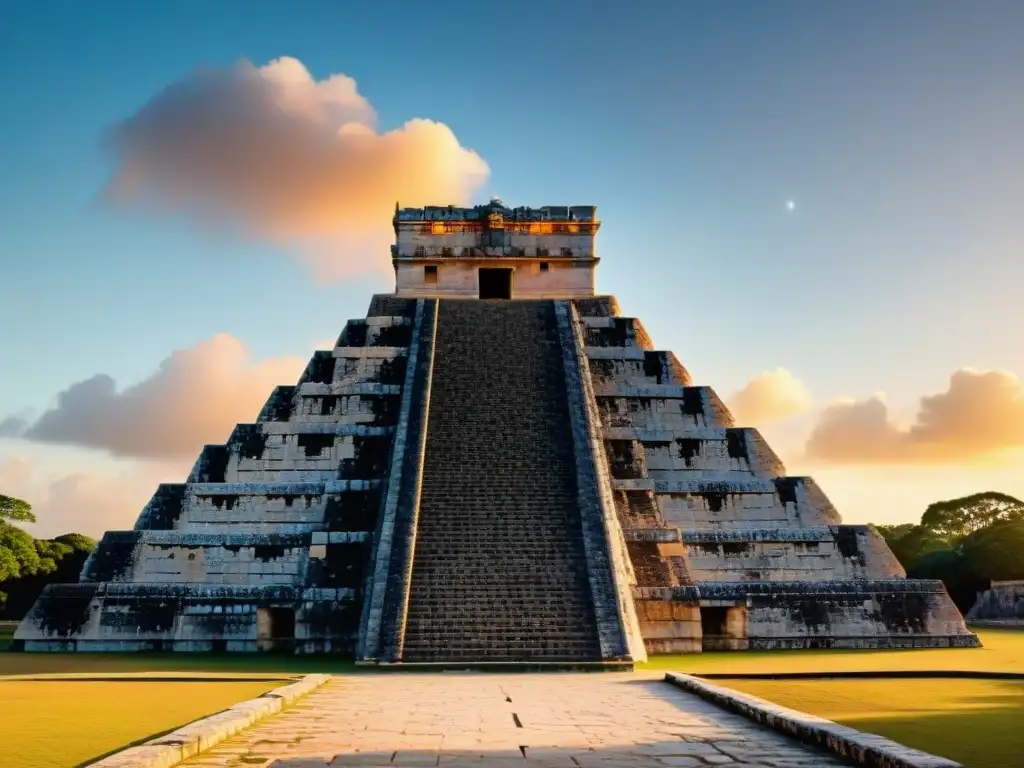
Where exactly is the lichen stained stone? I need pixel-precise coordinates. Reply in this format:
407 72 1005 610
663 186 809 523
15 203 978 657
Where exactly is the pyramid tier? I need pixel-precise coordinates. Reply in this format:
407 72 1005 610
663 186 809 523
16 294 977 657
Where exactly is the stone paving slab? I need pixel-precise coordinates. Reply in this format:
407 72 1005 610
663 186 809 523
178 672 845 767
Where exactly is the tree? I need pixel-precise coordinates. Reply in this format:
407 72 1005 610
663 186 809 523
0 534 96 620
0 493 96 618
33 539 71 576
0 494 34 524
961 519 1024 584
870 523 949 571
0 547 18 586
920 492 1024 541
0 523 41 580
906 548 983 612
53 533 96 554
872 523 917 543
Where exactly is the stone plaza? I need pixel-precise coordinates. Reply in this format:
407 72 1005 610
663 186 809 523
17 199 978 661
175 673 848 767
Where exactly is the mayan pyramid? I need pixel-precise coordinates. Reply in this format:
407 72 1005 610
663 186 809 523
17 200 979 663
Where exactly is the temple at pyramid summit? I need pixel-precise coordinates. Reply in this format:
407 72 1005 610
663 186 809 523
17 199 979 662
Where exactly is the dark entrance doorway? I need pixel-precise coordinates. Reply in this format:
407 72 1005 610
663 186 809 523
700 605 748 651
478 268 512 299
257 607 296 653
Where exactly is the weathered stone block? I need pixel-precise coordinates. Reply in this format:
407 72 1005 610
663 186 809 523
17 204 977 659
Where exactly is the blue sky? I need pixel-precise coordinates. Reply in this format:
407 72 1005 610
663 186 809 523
2 1 1024 536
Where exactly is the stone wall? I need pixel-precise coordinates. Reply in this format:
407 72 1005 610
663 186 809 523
392 200 600 298
393 202 599 260
16 295 420 653
573 300 979 653
395 259 595 299
968 580 1024 623
555 300 646 662
16 289 978 657
358 299 437 662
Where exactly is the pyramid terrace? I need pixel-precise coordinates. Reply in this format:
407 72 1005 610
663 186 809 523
16 199 979 664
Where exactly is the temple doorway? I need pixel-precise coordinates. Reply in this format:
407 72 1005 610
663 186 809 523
257 607 296 653
700 605 748 651
479 268 513 299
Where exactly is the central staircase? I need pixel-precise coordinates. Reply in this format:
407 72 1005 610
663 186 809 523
401 300 603 663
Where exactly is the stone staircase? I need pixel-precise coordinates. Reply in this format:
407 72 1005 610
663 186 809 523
402 300 603 662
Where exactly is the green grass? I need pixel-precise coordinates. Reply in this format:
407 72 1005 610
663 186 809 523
0 649 358 678
720 678 1024 768
639 628 1024 674
0 679 282 768
0 627 1017 766
0 632 337 766
642 629 1024 768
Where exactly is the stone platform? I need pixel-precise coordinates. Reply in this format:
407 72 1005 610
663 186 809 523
17 201 978 659
177 673 847 767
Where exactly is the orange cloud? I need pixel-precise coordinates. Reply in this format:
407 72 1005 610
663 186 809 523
103 56 490 281
728 368 812 425
805 368 1024 464
9 334 305 460
0 456 186 538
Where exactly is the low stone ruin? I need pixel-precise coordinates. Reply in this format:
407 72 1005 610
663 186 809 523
968 580 1024 626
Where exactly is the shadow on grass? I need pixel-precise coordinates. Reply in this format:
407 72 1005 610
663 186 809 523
844 702 1024 768
0 650 361 677
74 696 239 768
702 678 1024 768
638 674 1024 768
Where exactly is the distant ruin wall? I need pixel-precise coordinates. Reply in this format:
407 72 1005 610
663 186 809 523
968 580 1024 624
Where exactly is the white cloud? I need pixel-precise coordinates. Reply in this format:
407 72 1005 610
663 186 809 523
728 367 813 425
14 333 305 459
103 56 490 281
806 368 1024 464
0 454 187 538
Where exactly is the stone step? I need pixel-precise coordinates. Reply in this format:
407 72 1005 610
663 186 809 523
408 578 593 590
403 622 595 634
402 300 602 663
405 607 593 616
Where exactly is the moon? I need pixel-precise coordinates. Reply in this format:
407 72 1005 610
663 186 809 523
786 200 796 212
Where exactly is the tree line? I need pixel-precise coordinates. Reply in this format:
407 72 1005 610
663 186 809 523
0 494 95 620
872 491 1024 612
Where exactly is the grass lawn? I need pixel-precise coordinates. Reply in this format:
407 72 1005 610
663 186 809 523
0 648 358 678
1 679 282 768
639 628 1024 674
720 678 1024 768
0 627 1017 766
642 629 1024 768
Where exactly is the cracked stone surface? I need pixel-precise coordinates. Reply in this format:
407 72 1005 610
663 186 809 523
179 673 844 767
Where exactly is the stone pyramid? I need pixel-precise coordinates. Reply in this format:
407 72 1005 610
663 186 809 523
17 200 979 662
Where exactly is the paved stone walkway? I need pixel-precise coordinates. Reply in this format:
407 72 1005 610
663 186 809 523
182 673 844 767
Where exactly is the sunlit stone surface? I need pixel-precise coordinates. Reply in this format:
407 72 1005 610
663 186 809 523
16 201 978 658
177 673 849 767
